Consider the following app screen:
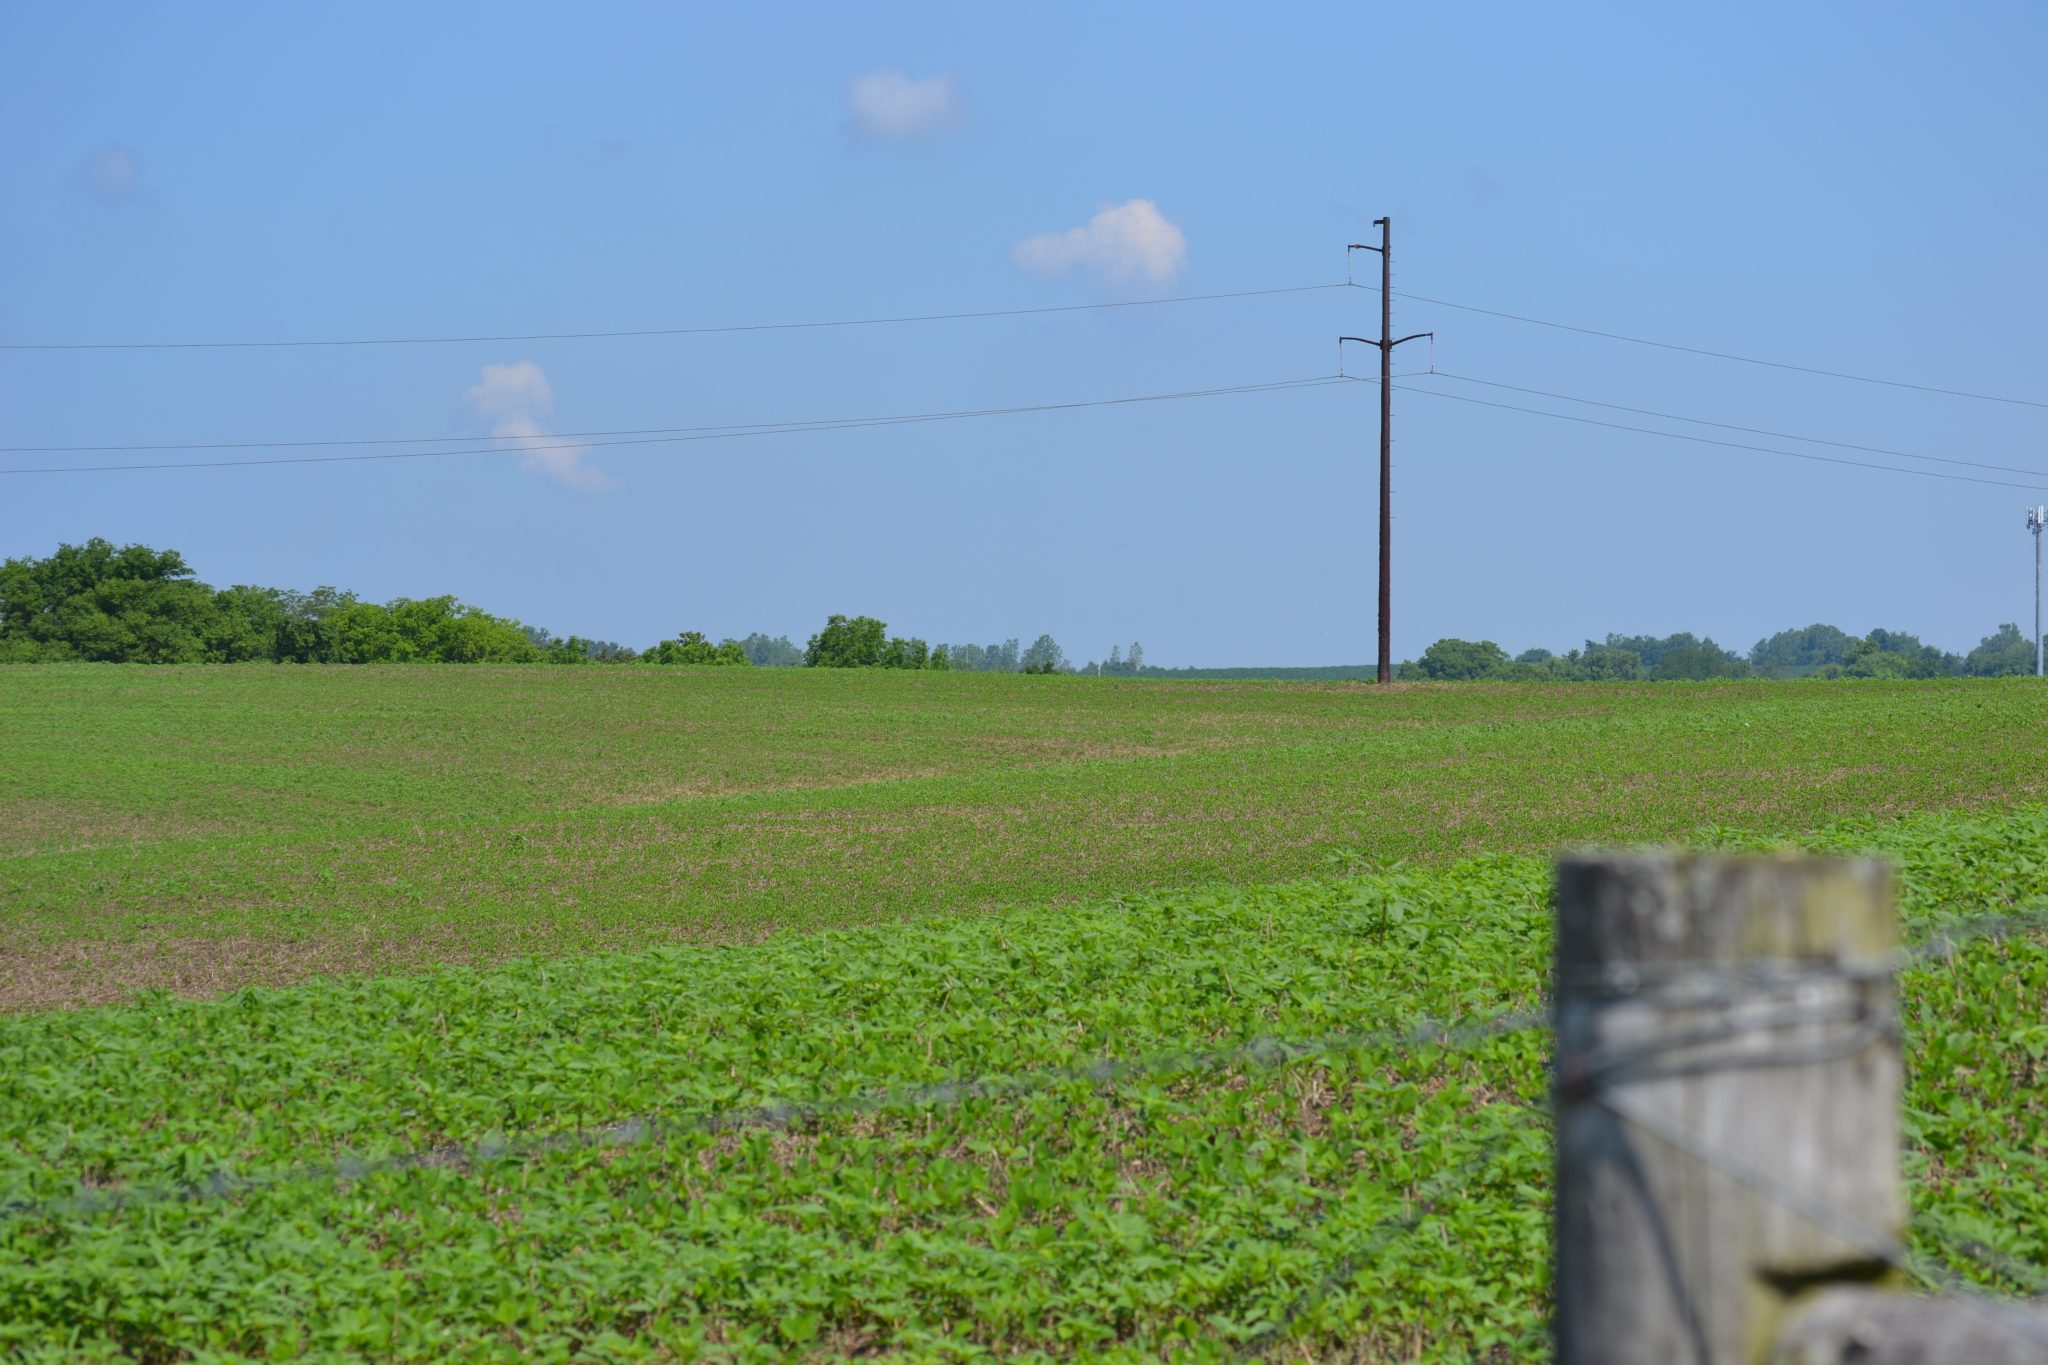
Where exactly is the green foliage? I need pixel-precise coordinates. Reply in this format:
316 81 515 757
804 613 889 667
1416 637 1509 681
0 538 224 663
1750 623 1858 677
1020 634 1067 674
805 616 951 669
641 632 750 666
737 632 803 667
0 802 2041 1358
525 626 637 664
0 540 563 666
1964 622 2038 679
938 639 1021 672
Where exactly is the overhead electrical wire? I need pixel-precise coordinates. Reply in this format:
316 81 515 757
1421 370 2048 480
1378 376 2048 493
1350 282 2048 411
0 284 1345 352
0 374 1348 476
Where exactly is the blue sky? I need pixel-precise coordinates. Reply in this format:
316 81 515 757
3 3 2043 664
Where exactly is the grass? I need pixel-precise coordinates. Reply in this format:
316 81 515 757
1 802 2043 1362
5 666 2048 1009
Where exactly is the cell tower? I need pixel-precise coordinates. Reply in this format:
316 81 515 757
2031 505 2047 678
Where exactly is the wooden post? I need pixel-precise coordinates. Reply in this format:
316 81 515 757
1553 853 1902 1365
1767 1286 2048 1363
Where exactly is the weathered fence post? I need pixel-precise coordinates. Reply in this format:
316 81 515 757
1553 853 1902 1365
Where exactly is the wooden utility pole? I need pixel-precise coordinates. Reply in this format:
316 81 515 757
1552 853 1903 1365
1341 220 1430 684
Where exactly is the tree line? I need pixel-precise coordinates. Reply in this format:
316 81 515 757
1405 625 2045 682
0 541 1075 672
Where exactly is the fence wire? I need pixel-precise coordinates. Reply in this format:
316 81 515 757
2 1000 1547 1226
1239 1114 1548 1360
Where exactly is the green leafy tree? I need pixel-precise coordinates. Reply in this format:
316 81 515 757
1574 645 1645 681
1749 624 1857 678
0 538 226 662
928 645 952 671
1649 641 1749 681
738 633 804 667
880 636 931 669
1020 634 1066 673
1962 623 2036 678
211 585 292 662
1845 628 1958 680
273 587 357 663
805 615 889 667
642 631 751 666
1416 638 1508 681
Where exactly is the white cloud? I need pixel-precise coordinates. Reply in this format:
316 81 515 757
87 145 140 202
463 361 618 494
1013 200 1188 286
845 69 969 141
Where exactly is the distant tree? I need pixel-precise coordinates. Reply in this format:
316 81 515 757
642 630 750 666
941 639 1023 672
1107 644 1123 671
1963 623 2035 678
1844 628 1958 680
1574 645 1646 681
928 645 952 671
738 632 804 667
1593 632 1744 678
1513 647 1555 665
1649 641 1749 681
1021 634 1067 673
1749 624 1857 677
272 587 357 663
213 585 292 662
1416 638 1508 681
805 615 889 667
0 538 225 663
879 635 930 669
1128 641 1144 673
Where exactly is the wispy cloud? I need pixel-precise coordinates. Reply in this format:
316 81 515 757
463 361 618 494
1013 200 1188 286
845 69 970 141
86 145 141 203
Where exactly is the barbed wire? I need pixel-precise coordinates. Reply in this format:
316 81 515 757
1909 1210 2048 1298
0 1000 1547 1227
1237 1116 1547 1359
1601 1061 2048 1351
1902 903 2048 967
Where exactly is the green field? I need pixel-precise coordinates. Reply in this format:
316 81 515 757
2 669 2046 1361
4 667 2046 1010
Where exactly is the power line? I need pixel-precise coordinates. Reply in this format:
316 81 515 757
1385 379 2048 493
0 375 1349 476
1349 283 2048 411
1425 370 2048 480
0 283 1346 352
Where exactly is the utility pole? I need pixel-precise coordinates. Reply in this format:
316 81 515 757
2030 506 2046 677
1341 219 1432 685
